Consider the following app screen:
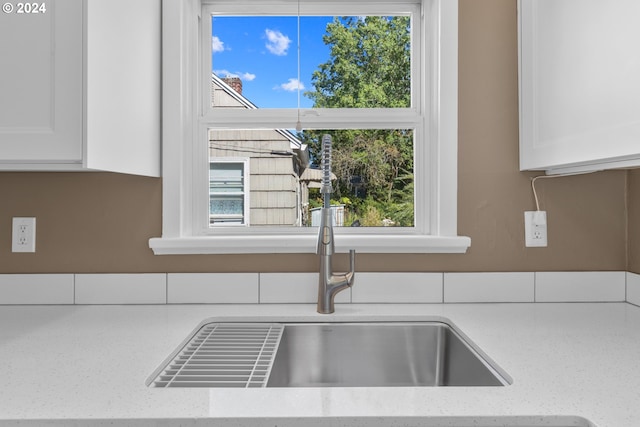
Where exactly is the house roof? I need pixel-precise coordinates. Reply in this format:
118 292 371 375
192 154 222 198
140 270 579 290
300 168 337 187
212 73 307 155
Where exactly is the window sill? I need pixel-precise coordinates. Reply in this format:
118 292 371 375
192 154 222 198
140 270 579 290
148 234 471 255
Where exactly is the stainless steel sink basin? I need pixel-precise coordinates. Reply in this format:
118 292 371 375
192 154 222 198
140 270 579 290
148 320 510 388
267 322 509 387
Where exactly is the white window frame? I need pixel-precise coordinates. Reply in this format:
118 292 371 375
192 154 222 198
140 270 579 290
209 158 250 226
149 0 470 254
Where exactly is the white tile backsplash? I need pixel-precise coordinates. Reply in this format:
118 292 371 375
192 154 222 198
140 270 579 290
444 272 535 303
628 272 640 306
167 273 258 303
259 272 316 303
1 271 637 306
0 274 74 304
259 273 350 303
352 272 443 303
75 274 166 304
535 271 625 302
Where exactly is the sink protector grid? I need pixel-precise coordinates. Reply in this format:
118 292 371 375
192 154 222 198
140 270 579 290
148 323 284 388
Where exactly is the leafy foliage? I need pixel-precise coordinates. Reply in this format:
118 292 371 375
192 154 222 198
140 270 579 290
306 16 411 109
303 16 414 226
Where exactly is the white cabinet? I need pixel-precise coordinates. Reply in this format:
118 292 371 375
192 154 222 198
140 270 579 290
0 1 83 165
518 0 640 174
0 0 161 176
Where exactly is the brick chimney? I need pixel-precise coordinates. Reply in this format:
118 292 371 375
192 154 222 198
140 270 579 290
222 77 242 95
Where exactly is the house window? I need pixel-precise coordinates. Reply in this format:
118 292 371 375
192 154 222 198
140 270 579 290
151 0 469 254
209 160 248 225
203 1 420 232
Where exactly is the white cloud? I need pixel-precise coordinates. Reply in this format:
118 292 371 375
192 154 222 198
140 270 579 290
214 69 257 82
212 36 225 53
277 78 305 92
265 29 291 56
214 69 234 78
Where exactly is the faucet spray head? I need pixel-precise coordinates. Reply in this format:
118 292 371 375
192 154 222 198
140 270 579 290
320 134 332 194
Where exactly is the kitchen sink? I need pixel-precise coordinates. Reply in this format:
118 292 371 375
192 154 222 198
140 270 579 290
148 320 510 388
267 322 509 387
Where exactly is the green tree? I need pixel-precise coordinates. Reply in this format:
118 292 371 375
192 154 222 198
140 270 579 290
307 16 411 108
303 16 413 225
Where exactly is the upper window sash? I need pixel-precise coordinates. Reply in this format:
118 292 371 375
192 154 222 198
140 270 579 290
200 2 422 116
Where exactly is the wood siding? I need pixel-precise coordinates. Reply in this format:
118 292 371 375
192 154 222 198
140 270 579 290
210 129 302 226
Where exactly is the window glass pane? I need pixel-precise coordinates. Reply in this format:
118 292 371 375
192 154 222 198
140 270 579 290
210 163 244 193
304 129 415 228
208 128 415 228
210 196 244 215
211 15 411 109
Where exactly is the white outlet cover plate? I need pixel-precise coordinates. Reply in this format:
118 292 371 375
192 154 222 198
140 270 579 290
12 217 36 253
524 211 547 247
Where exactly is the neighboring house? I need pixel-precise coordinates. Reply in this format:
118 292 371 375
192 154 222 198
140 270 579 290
209 74 310 227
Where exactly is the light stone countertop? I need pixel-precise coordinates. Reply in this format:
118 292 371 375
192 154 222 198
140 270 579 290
0 303 639 427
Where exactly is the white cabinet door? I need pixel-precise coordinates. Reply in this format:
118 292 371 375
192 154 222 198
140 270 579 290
0 0 83 164
519 0 640 174
0 0 160 176
84 0 161 176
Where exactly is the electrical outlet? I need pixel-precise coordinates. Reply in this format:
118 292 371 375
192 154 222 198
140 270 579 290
12 217 36 253
524 211 547 247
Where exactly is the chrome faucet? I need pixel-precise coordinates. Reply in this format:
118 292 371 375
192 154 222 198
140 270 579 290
316 134 356 314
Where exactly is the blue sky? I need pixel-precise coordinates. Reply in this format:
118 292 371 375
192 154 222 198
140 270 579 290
211 16 334 108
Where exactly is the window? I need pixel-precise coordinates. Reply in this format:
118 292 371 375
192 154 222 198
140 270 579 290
209 159 248 225
206 7 417 230
150 0 469 254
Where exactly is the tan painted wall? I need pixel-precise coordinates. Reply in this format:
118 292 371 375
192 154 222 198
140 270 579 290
0 0 630 274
